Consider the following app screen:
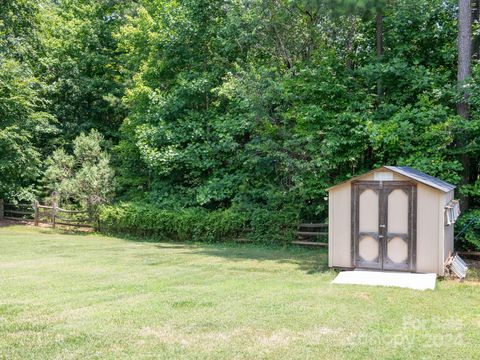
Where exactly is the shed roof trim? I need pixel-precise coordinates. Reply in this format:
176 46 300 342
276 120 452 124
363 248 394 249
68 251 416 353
384 166 455 192
327 166 456 192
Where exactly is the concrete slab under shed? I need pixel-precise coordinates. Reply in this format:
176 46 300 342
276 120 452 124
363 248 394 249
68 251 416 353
332 270 437 291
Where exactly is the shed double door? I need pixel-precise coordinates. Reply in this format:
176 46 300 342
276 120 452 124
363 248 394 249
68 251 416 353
352 181 416 272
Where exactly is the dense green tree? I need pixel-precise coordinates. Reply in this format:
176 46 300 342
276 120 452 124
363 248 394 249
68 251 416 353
114 0 473 218
1 0 479 244
41 0 131 142
44 130 115 213
0 0 57 200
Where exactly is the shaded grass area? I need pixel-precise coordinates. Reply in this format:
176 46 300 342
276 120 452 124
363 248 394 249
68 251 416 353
0 226 479 359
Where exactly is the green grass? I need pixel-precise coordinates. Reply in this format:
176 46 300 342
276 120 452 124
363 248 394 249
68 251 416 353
1 226 479 359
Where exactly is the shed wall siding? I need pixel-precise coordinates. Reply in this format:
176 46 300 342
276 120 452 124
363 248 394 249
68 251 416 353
361 171 407 181
328 190 333 267
416 184 440 274
437 193 444 276
443 191 455 266
329 182 351 268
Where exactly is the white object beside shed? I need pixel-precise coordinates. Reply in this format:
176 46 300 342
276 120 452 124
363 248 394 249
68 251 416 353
327 166 456 276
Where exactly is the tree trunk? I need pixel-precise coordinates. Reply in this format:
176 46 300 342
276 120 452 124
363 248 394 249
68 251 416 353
457 0 471 118
457 0 472 210
376 8 383 100
346 15 356 70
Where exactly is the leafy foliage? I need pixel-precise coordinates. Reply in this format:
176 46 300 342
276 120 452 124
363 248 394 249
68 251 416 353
455 209 480 251
99 203 247 242
41 0 130 142
0 1 57 200
113 0 474 222
44 130 115 214
1 0 480 245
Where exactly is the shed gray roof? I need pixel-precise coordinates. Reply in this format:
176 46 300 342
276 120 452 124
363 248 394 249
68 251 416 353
327 166 456 192
384 166 456 192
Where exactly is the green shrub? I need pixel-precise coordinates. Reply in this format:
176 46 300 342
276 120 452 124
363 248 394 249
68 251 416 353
99 202 248 242
248 208 298 244
99 202 300 244
455 209 480 251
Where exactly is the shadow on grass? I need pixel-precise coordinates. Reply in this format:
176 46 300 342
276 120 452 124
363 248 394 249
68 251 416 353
0 220 33 228
36 228 95 236
0 221 96 237
155 243 192 249
102 229 330 274
101 230 173 243
190 245 329 274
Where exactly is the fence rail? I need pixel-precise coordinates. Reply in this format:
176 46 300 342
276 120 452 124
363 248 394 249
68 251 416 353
1 200 34 222
293 222 328 247
0 199 94 229
1 199 326 241
4 210 34 215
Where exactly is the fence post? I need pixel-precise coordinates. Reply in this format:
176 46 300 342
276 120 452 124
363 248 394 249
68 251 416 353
34 200 39 226
0 199 3 221
52 200 57 229
51 191 58 229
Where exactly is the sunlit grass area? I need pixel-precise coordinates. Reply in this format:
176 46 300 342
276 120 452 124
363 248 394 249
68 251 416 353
1 225 479 359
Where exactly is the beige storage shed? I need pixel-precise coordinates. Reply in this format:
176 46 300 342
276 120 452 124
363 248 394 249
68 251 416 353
327 166 458 275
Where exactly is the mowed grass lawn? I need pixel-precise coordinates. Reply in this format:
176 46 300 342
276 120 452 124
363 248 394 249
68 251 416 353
1 226 480 359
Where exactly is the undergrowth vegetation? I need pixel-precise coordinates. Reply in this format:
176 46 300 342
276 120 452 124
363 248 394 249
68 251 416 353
455 209 480 251
99 203 299 244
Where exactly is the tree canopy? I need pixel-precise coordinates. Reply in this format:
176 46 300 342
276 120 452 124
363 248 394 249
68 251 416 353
0 0 479 242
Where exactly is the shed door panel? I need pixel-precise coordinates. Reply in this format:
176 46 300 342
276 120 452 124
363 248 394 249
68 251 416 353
383 185 415 271
352 181 416 272
354 185 382 269
387 189 408 233
359 189 379 232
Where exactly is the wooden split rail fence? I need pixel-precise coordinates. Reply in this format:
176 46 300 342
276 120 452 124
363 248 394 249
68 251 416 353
0 199 94 228
293 223 328 247
237 222 329 247
1 198 327 244
235 223 328 247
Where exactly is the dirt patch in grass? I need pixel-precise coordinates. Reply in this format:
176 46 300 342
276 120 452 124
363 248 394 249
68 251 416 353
0 221 95 233
0 220 28 227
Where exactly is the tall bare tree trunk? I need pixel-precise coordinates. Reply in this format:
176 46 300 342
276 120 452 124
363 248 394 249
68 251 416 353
346 15 356 70
376 8 383 100
457 0 472 210
458 0 471 118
